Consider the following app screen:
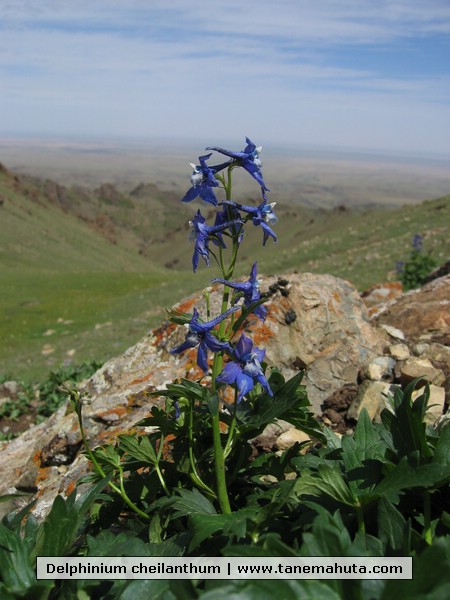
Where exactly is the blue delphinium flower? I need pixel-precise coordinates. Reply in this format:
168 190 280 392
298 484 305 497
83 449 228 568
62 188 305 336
412 234 423 252
222 199 277 245
211 262 266 321
190 210 242 272
216 334 272 402
181 154 230 206
171 307 239 373
206 137 269 192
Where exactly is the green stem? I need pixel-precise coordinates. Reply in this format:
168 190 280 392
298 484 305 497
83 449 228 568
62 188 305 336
188 398 216 498
356 504 366 536
224 387 239 458
211 412 231 514
424 491 432 545
154 433 170 496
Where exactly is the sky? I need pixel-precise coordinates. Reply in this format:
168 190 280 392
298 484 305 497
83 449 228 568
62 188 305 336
1 0 450 157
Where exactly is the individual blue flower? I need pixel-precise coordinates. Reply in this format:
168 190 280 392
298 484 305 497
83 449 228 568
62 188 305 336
181 154 230 206
171 307 239 372
412 234 423 252
211 262 266 321
216 334 272 402
222 199 277 245
206 137 269 192
190 210 242 272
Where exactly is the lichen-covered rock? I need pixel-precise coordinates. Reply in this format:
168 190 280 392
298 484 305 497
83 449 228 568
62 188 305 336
0 271 401 520
374 275 450 342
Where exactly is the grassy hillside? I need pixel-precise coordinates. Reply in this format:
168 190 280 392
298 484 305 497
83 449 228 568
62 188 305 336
0 162 448 381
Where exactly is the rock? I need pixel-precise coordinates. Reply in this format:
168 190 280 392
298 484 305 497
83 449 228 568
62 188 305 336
374 275 450 342
388 343 410 361
275 429 311 452
0 272 386 520
250 420 294 452
1 381 19 396
347 381 397 422
379 324 405 341
365 356 396 381
400 358 446 387
361 281 403 317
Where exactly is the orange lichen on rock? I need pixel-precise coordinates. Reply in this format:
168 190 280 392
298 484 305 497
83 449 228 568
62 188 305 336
33 450 42 466
64 480 76 496
129 372 154 386
246 318 276 348
96 406 129 421
35 466 50 485
152 321 177 346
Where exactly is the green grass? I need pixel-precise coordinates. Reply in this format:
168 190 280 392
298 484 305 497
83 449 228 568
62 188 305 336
0 270 211 381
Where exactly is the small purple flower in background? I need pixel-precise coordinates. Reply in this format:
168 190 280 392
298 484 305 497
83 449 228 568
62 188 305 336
211 262 266 321
206 137 269 192
171 307 239 372
222 199 277 245
395 260 405 275
190 210 242 272
216 334 272 402
181 154 230 206
412 234 423 252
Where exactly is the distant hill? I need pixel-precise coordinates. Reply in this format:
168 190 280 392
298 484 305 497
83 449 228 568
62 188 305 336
0 161 448 380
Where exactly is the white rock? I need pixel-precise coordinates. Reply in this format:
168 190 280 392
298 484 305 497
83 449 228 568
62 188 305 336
276 429 311 451
380 324 405 340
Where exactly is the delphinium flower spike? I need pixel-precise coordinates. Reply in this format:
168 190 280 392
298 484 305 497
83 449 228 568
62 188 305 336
206 137 269 192
171 306 240 372
211 262 266 321
181 154 231 206
216 334 273 402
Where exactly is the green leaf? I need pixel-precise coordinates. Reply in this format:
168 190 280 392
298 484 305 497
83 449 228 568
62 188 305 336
433 423 450 466
200 580 341 600
0 522 37 595
172 488 217 517
108 579 179 600
93 444 122 469
381 537 450 600
377 497 410 554
119 434 158 465
381 381 433 461
374 458 450 497
32 477 110 559
294 464 356 507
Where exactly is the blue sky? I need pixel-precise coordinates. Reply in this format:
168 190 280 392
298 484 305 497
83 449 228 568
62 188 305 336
1 1 449 156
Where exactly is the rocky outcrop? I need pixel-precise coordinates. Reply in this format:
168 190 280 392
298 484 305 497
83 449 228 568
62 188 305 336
0 272 448 520
374 275 450 343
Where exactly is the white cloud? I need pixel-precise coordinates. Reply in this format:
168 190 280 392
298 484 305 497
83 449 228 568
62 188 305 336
1 1 449 155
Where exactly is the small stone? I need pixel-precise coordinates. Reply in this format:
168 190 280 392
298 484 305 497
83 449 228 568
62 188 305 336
43 329 56 336
389 343 410 361
366 356 396 381
41 344 54 356
380 324 405 341
400 358 445 387
348 381 397 421
275 429 311 451
1 381 18 396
